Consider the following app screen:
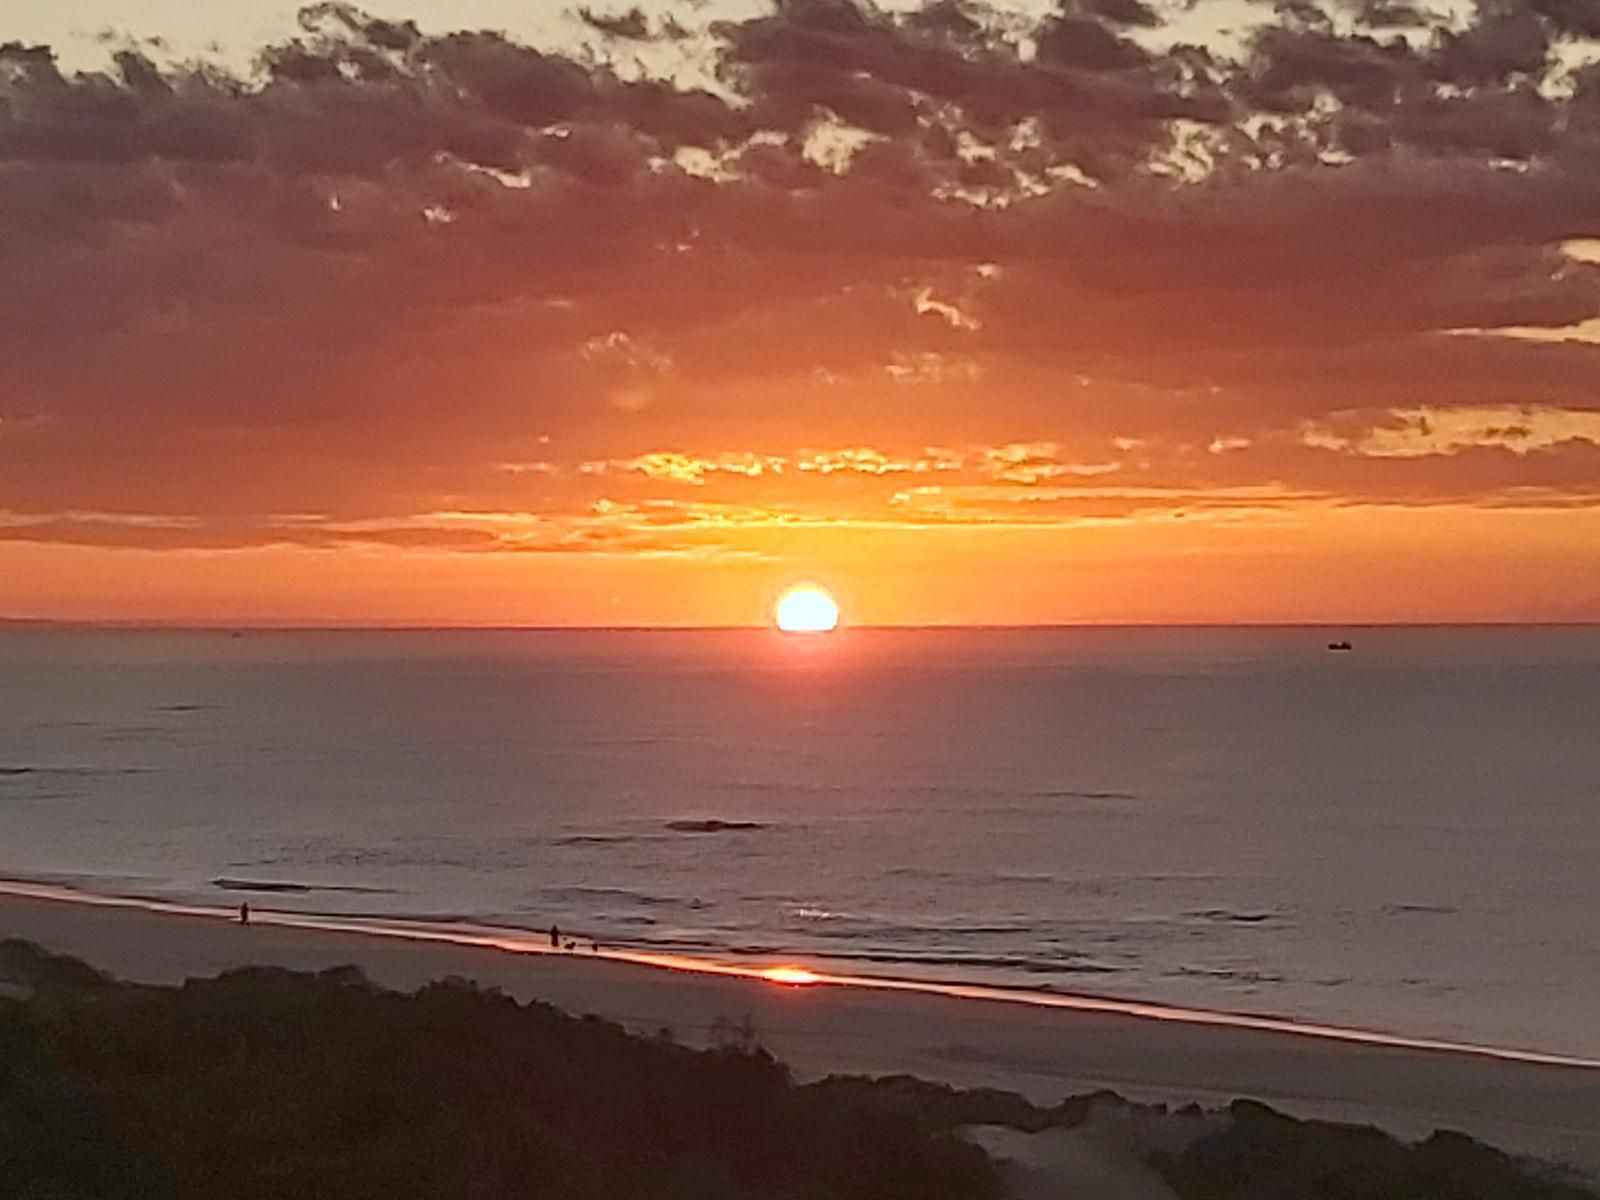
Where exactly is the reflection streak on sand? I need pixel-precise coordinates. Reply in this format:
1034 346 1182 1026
3 878 1598 1072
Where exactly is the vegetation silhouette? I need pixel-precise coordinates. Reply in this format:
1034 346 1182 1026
1150 1099 1597 1200
0 940 1593 1200
0 940 994 1200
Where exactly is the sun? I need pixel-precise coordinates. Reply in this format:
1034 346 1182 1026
774 586 840 634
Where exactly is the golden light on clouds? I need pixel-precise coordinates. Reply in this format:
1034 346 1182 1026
1 1 1599 624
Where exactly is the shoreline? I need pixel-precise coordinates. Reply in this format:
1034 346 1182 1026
7 877 1600 1072
4 880 1600 1177
6 877 1598 1072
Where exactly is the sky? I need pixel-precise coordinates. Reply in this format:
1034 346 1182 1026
3 0 1600 626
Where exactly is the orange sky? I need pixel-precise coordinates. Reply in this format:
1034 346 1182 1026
6 504 1599 626
2 1 1599 625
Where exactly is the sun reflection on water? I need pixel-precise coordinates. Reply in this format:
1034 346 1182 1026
762 966 821 986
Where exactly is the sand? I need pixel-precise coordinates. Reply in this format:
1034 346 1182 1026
2 886 1597 1176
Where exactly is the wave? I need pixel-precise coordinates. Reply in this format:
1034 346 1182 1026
0 764 152 777
1185 908 1284 925
604 933 1125 978
314 846 519 871
1171 964 1287 984
548 821 771 845
714 780 1135 803
536 884 683 909
795 949 1126 976
211 877 395 896
784 916 1041 939
1036 789 1137 801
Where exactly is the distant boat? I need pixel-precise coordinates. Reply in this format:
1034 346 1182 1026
1327 640 1353 652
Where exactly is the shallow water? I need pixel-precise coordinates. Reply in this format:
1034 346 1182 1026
2 624 1597 1057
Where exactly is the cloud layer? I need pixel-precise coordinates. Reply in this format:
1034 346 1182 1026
2 0 1599 619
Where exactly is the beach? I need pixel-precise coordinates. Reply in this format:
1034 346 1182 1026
4 886 1598 1178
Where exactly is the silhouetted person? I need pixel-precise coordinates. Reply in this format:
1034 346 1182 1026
238 902 250 926
549 924 560 949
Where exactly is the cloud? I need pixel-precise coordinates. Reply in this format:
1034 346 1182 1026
1 0 1598 563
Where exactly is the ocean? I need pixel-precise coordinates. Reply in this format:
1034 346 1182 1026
2 624 1597 1059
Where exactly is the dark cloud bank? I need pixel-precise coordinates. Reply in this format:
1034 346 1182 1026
2 0 1600 549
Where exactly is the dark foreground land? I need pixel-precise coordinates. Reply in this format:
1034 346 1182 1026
1 939 1594 1200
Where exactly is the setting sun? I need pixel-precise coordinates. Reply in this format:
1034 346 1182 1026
774 587 841 634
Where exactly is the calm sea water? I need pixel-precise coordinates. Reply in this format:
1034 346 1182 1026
1 625 1597 1057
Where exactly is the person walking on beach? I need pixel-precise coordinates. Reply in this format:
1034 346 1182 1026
548 923 560 949
238 902 250 926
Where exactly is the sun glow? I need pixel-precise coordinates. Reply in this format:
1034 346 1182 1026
774 586 840 633
762 966 821 986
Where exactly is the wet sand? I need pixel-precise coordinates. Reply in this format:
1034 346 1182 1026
3 885 1598 1175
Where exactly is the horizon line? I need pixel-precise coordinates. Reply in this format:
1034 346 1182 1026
2 617 1599 633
